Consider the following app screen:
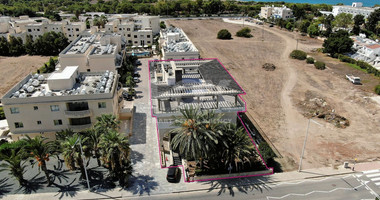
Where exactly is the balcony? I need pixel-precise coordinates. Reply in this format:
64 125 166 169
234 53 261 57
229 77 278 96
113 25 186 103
67 124 92 131
64 110 92 118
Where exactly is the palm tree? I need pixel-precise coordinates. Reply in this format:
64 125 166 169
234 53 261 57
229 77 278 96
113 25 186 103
61 134 86 179
219 123 256 172
0 144 27 186
95 114 120 133
23 136 56 186
99 130 131 186
83 128 102 166
169 106 223 160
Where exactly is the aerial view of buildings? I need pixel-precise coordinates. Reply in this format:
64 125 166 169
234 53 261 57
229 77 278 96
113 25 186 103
0 0 380 199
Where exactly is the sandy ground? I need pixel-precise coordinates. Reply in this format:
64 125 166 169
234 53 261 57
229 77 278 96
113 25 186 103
0 56 49 97
167 19 380 171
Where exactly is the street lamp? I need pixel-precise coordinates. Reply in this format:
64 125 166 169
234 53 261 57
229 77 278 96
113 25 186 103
298 118 322 172
72 136 91 190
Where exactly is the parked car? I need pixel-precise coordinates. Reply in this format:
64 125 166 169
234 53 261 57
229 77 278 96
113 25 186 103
133 71 140 77
269 24 274 27
346 74 361 84
122 91 133 101
167 166 181 183
133 77 140 83
135 60 142 66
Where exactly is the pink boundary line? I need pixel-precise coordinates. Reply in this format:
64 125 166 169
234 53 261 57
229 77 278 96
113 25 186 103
147 58 274 183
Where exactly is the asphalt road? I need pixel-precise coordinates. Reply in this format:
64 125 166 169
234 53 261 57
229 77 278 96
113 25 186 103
126 174 377 200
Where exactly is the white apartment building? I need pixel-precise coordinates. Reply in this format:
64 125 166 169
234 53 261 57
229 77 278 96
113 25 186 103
59 34 123 72
63 21 86 42
332 2 377 18
351 34 380 70
104 19 153 46
259 5 293 19
107 14 160 35
160 27 199 60
1 67 120 141
150 59 245 147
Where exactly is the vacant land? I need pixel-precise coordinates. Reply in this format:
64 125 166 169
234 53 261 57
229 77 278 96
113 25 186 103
168 19 380 171
0 56 49 97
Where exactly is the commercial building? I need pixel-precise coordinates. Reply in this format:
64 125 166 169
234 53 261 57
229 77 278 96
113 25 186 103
1 67 121 141
332 2 377 18
150 59 245 148
160 27 199 60
259 5 293 19
59 33 123 72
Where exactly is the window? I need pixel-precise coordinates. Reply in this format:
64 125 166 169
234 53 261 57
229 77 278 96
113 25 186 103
37 29 40 31
67 28 71 31
37 121 41 125
127 28 130 31
134 35 137 38
33 106 38 110
147 41 151 44
98 102 106 109
134 41 138 44
87 69 91 72
54 119 63 126
147 35 150 38
15 122 23 128
119 28 122 31
76 28 79 31
69 34 72 37
28 29 32 32
10 107 19 114
50 105 59 112
127 34 131 37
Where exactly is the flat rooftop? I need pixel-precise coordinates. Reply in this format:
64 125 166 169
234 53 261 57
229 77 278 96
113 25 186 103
7 70 116 99
63 35 97 55
162 27 198 53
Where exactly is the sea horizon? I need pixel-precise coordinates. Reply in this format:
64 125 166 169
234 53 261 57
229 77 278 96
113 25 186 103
247 0 378 7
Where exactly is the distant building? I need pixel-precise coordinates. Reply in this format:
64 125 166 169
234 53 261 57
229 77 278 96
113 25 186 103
160 26 199 60
351 34 380 70
332 2 377 18
1 67 121 141
59 33 123 72
259 5 293 19
150 59 245 149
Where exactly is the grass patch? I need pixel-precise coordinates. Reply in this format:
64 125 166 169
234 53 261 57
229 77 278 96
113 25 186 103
347 63 367 73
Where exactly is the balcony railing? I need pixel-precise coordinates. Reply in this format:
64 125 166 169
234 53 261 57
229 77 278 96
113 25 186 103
67 124 92 131
64 110 92 118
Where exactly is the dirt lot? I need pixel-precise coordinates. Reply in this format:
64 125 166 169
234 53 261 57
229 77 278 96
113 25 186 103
168 19 380 171
0 56 49 97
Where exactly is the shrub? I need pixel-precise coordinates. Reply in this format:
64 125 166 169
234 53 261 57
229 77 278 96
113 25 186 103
375 85 380 95
306 57 315 64
338 54 356 64
356 60 371 70
290 50 307 60
258 142 276 163
314 61 326 70
160 21 166 29
0 107 5 120
217 29 232 40
236 27 253 38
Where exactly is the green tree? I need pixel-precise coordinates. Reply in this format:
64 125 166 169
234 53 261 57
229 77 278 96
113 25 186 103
84 128 102 166
375 85 380 95
160 21 166 29
352 14 365 35
0 141 28 186
236 27 253 38
307 23 319 37
334 13 353 29
217 29 232 40
258 141 276 164
0 36 9 56
25 35 35 55
0 107 5 120
61 134 87 179
23 136 56 186
323 30 353 55
365 9 380 34
95 114 120 133
298 20 311 33
99 130 131 186
8 35 25 56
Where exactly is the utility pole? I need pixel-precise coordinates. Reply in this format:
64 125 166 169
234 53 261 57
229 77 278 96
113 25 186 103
298 119 322 172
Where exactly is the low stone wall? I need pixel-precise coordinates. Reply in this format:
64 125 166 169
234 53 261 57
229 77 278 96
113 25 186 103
193 168 273 181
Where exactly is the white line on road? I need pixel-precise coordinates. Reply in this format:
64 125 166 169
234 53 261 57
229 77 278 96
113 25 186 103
370 177 380 181
366 173 380 178
363 169 380 174
271 174 353 187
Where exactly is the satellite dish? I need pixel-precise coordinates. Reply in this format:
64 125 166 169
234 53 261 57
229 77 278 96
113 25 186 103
14 91 20 97
27 86 35 93
32 80 40 86
28 79 33 84
38 75 44 81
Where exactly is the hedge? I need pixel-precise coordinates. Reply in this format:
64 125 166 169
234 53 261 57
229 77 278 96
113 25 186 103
306 57 315 64
314 61 326 70
338 54 356 64
336 54 380 77
290 50 307 60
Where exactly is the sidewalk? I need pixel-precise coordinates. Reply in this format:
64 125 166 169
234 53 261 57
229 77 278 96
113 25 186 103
5 161 380 200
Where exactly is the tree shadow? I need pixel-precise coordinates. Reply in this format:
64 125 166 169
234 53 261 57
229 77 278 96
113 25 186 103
130 113 147 145
125 174 158 196
15 173 45 194
0 178 12 197
130 150 144 164
84 168 116 193
53 178 81 199
49 169 71 184
201 176 273 197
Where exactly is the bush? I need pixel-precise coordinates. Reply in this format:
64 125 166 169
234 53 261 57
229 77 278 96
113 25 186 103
0 107 5 120
338 54 356 64
306 57 315 64
314 61 326 70
160 21 166 29
290 50 307 60
258 142 276 164
375 85 380 95
236 27 253 38
217 29 232 40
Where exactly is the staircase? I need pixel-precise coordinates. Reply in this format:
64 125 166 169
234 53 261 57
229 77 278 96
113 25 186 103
172 152 182 166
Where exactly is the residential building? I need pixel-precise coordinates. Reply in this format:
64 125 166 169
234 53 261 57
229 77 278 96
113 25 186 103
63 21 86 42
351 34 380 70
150 59 245 148
59 33 123 72
259 5 293 19
160 27 199 60
332 2 377 18
1 66 121 141
104 19 153 46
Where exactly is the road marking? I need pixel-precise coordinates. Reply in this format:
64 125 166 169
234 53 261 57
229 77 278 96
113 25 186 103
266 184 364 199
272 174 353 187
366 173 380 178
363 169 380 174
375 182 380 186
371 177 380 181
354 174 380 198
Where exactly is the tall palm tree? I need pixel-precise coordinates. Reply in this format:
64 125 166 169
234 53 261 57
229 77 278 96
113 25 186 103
83 128 102 166
23 136 56 186
95 114 120 134
169 106 223 160
0 145 27 186
61 134 86 179
99 130 131 186
219 123 256 172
